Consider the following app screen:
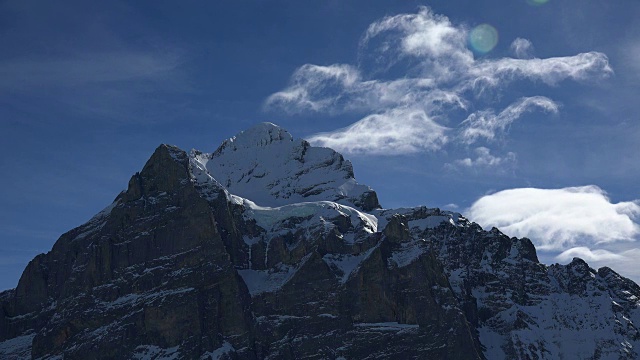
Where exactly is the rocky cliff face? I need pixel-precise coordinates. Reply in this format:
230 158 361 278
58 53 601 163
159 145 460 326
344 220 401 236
0 123 639 359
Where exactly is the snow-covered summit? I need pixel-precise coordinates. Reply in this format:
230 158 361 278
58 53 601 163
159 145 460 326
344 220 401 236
191 123 380 211
214 122 293 152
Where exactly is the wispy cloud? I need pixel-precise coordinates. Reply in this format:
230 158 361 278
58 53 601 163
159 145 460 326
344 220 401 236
0 0 190 124
466 186 640 250
446 147 516 172
265 64 463 116
460 96 559 144
470 52 611 87
555 247 625 262
358 7 472 76
0 51 189 124
617 39 640 82
0 51 182 92
510 38 534 59
307 108 448 154
265 64 361 114
265 6 612 158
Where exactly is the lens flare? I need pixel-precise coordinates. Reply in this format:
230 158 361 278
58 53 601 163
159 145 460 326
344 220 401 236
469 24 499 54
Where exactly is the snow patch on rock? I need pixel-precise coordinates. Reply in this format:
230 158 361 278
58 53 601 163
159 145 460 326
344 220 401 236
323 244 380 283
389 239 428 268
0 333 34 359
200 341 235 359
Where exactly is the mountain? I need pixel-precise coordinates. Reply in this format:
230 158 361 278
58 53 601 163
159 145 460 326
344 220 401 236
1 123 639 359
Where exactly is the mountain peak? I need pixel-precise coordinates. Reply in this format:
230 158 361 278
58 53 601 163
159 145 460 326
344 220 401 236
199 123 380 211
214 122 292 155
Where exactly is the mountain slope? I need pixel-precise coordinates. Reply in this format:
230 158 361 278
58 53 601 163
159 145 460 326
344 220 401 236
0 123 638 359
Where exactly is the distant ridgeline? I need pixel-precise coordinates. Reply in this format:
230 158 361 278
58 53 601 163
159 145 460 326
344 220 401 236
1 123 639 359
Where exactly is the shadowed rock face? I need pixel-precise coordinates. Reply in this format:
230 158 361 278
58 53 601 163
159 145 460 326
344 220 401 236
2 145 255 359
0 124 639 359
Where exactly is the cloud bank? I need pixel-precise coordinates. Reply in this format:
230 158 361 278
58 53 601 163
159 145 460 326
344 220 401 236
466 186 640 250
555 247 625 262
265 6 612 164
553 247 640 281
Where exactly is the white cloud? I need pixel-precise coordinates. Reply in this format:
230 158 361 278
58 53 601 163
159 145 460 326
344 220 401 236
264 64 361 113
442 203 459 210
551 247 640 282
466 186 640 250
555 247 625 262
266 65 466 116
364 7 465 58
265 7 612 155
510 38 534 59
471 52 612 87
358 6 473 77
460 96 559 144
307 107 448 155
448 147 516 171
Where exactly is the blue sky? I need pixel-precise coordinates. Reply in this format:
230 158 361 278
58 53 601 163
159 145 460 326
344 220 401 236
1 0 639 289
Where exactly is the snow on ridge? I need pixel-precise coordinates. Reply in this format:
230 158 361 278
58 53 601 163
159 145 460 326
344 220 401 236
218 122 293 151
240 200 378 234
408 216 455 230
71 200 119 242
231 196 382 291
373 207 467 231
188 150 224 196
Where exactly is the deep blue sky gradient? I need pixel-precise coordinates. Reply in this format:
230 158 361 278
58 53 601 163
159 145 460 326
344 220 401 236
1 0 639 289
